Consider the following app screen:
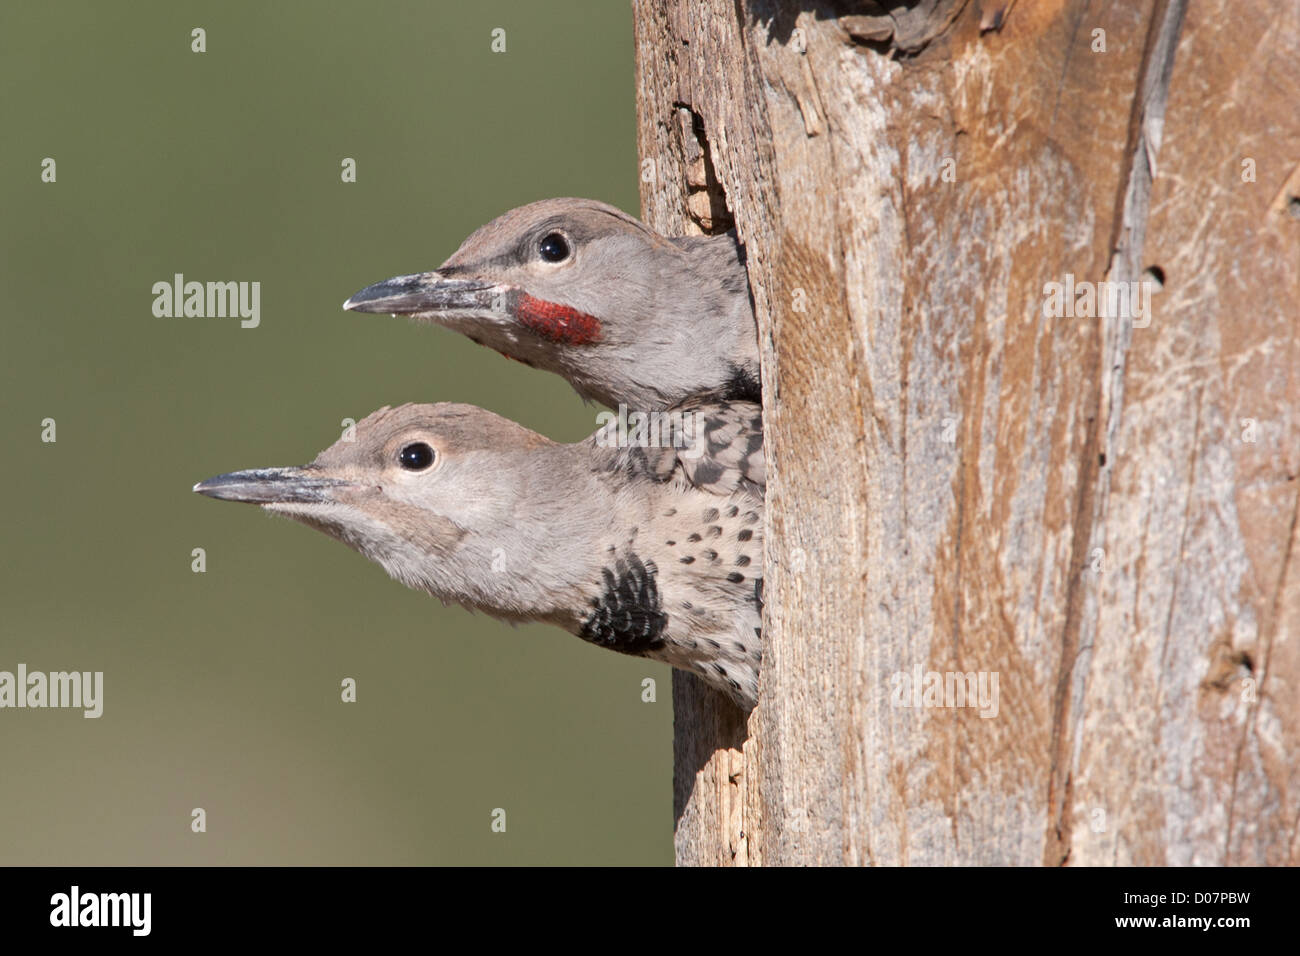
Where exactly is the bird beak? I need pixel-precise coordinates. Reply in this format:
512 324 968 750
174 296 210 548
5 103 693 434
342 271 501 315
192 467 352 505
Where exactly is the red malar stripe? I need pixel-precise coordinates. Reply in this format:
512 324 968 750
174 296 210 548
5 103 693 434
514 293 602 345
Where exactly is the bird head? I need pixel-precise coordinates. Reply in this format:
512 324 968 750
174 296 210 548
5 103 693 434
192 403 569 611
343 198 757 410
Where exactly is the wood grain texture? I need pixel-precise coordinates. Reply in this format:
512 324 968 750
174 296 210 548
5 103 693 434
634 0 1300 866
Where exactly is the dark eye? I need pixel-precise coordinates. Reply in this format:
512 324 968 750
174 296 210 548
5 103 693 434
398 442 435 471
538 232 570 262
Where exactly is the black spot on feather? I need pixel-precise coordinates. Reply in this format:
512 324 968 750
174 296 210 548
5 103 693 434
724 363 762 403
579 554 666 655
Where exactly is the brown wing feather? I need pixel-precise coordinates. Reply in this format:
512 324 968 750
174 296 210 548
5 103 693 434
586 398 764 497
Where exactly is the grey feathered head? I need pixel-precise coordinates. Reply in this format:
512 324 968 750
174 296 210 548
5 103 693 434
344 198 759 410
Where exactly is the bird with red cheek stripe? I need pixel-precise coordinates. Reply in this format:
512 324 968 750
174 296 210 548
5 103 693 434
343 197 760 412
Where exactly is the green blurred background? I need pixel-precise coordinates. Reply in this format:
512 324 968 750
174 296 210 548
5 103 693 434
0 1 671 865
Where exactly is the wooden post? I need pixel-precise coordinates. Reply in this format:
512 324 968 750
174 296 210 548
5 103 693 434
635 0 1300 866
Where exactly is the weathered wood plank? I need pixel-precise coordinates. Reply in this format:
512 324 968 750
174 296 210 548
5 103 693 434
635 0 1300 866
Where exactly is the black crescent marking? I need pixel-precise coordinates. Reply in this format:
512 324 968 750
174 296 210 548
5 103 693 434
579 554 667 655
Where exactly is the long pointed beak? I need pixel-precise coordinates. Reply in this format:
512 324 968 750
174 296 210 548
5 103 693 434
342 271 500 315
192 467 352 505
